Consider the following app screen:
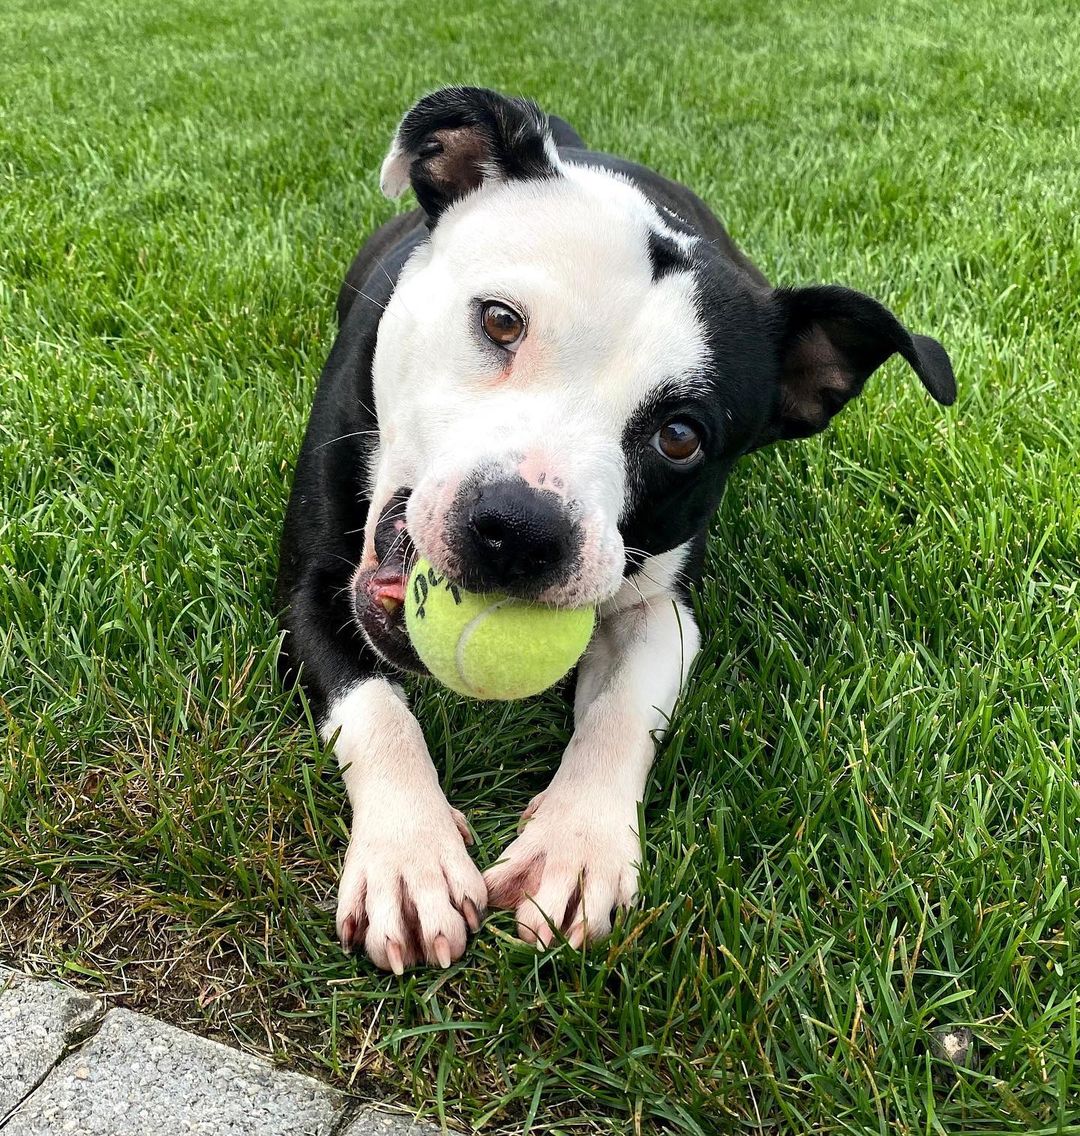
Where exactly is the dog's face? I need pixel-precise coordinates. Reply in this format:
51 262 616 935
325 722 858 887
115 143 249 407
371 168 768 605
354 88 955 668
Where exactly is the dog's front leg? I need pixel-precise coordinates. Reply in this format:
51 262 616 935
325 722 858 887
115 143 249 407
323 678 487 972
484 590 700 947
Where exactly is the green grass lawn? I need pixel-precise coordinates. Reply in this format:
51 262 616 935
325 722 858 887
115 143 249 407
2 0 1079 1131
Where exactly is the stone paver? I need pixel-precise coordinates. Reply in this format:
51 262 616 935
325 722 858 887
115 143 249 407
0 968 103 1119
3 1007 345 1135
343 1108 446 1134
0 970 446 1135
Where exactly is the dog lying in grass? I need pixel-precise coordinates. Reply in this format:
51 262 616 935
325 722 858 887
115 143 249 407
276 86 956 973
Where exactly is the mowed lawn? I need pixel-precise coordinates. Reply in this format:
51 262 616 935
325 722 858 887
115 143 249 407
2 0 1079 1131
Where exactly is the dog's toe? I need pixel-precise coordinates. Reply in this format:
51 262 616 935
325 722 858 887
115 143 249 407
484 787 640 950
336 802 486 973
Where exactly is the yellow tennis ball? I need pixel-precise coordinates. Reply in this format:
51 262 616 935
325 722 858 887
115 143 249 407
404 559 596 700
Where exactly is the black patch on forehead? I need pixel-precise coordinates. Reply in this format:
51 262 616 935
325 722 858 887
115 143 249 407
615 254 778 576
648 229 690 281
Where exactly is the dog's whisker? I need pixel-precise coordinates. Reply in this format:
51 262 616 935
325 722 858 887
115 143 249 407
355 394 379 421
621 545 695 592
378 527 413 565
372 255 421 321
372 498 409 519
374 255 399 290
315 428 382 451
328 554 361 572
624 575 650 609
373 502 410 532
340 280 393 313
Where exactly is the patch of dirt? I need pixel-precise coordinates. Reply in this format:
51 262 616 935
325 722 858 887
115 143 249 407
0 877 389 1103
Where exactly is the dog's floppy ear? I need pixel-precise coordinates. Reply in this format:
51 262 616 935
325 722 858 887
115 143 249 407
380 86 559 221
766 284 957 442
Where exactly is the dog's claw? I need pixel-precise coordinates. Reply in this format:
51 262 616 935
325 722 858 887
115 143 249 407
433 933 452 968
461 897 482 933
451 807 473 845
517 792 546 834
339 911 369 954
530 904 557 949
386 939 406 976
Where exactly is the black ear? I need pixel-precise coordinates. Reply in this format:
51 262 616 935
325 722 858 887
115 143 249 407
380 86 560 221
768 284 957 442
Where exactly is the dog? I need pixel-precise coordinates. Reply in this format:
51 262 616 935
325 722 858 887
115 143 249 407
276 86 956 973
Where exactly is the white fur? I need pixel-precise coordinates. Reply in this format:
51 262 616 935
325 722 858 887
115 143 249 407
366 164 707 607
602 542 693 616
323 678 486 971
484 587 701 945
379 141 411 198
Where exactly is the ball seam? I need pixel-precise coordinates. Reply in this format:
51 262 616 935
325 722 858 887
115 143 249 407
454 598 511 694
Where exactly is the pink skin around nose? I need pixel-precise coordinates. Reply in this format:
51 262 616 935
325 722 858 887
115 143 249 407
535 521 621 607
411 458 568 575
516 453 569 497
406 474 463 577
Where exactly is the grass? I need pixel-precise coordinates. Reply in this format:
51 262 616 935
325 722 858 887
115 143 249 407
1 0 1079 1131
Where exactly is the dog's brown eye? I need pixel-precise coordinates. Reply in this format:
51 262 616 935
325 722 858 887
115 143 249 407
654 420 702 463
481 302 525 349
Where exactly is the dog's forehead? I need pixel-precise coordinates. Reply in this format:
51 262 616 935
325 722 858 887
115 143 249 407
424 166 708 406
433 166 684 292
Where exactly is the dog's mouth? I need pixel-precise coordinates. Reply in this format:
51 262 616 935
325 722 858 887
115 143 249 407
352 489 427 673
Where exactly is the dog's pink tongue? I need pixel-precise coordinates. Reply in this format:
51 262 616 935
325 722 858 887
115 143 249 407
373 575 406 602
369 564 406 611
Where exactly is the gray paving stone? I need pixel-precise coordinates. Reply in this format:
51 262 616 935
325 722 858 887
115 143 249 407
341 1107 445 1134
0 968 103 1120
4 1007 346 1135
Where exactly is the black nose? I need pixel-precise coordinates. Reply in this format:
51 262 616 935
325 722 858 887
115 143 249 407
463 480 575 590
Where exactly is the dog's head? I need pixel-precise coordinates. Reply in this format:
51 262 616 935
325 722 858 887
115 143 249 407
357 87 955 662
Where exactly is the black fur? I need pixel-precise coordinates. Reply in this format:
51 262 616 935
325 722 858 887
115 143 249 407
278 88 956 718
391 86 559 221
647 230 689 281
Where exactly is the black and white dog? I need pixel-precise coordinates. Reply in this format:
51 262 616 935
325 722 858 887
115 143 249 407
277 87 956 973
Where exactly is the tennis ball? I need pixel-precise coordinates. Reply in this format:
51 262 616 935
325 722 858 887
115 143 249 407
404 559 596 700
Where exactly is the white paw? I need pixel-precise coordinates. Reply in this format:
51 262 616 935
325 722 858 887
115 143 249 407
337 795 487 973
483 785 640 948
